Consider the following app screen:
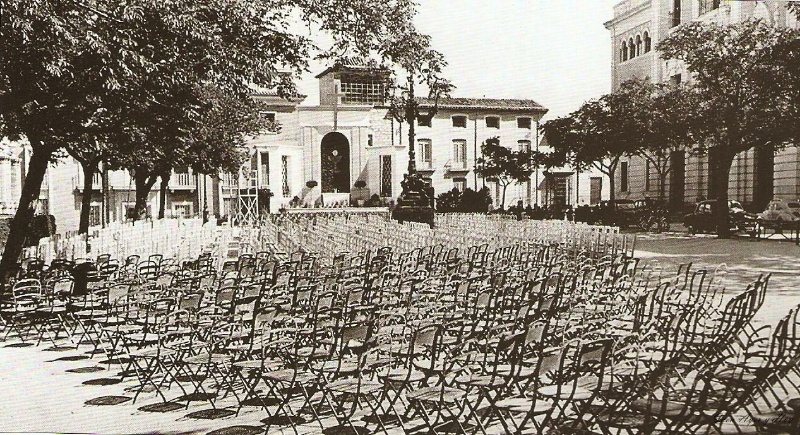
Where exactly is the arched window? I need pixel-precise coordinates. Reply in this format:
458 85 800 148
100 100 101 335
644 31 651 53
628 38 635 58
635 35 642 56
621 41 628 61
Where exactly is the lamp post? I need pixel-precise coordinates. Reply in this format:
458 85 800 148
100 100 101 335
391 76 435 228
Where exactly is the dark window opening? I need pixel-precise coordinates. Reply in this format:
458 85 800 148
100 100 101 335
620 161 629 192
669 150 686 210
517 117 532 129
699 0 721 16
644 32 651 52
380 155 392 197
452 115 467 128
672 0 681 27
486 116 500 129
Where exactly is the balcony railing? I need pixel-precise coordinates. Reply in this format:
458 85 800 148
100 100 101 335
172 171 195 189
72 172 102 191
417 161 434 171
445 160 468 172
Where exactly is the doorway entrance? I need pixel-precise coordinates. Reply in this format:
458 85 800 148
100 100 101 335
320 132 350 193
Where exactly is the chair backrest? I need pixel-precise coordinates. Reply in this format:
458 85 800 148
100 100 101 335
52 277 74 297
137 260 160 280
12 279 42 307
106 283 130 306
178 292 203 312
221 260 238 273
215 286 237 311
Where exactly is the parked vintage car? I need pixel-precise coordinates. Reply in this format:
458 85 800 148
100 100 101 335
758 199 800 225
598 199 638 227
683 200 759 234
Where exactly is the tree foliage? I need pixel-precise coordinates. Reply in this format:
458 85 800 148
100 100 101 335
436 187 492 213
657 19 800 236
540 82 648 201
381 23 454 178
475 138 535 209
631 81 705 202
0 0 425 282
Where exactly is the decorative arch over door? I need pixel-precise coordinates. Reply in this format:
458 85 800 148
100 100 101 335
320 132 350 193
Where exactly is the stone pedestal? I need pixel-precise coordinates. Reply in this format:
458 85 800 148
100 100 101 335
391 173 435 228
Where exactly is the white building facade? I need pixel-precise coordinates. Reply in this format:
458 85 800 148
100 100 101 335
2 63 561 233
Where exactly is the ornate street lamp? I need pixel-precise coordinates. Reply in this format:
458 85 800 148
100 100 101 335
391 79 435 228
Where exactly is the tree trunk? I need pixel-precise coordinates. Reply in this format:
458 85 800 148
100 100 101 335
607 169 616 202
102 162 110 228
0 146 52 284
133 170 158 221
158 172 170 219
501 182 508 210
712 150 735 239
78 160 99 234
658 172 668 203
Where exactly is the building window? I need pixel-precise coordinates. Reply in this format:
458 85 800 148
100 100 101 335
453 178 467 192
452 140 467 169
89 203 102 227
417 139 432 169
672 0 681 27
620 161 629 192
340 79 386 105
260 112 277 133
486 116 500 129
173 203 193 218
518 140 531 153
281 155 290 197
670 74 682 86
418 116 431 128
628 38 635 58
517 117 532 129
699 0 720 16
643 31 651 53
259 152 270 186
222 172 237 187
635 35 642 57
260 112 276 123
621 41 628 61
380 155 392 197
124 203 152 220
452 115 467 128
173 169 191 187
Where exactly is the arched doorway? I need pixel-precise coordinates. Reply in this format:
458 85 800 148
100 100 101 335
321 132 350 193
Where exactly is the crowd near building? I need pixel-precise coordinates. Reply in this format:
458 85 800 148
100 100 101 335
605 0 800 211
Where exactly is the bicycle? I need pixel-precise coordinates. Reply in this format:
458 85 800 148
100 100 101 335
638 207 671 233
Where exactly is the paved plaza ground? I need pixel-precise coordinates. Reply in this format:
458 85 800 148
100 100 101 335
0 233 797 434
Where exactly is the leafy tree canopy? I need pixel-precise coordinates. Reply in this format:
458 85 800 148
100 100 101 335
475 137 535 209
0 0 425 280
657 19 800 236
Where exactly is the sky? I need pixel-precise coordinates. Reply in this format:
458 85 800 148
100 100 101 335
296 0 620 121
